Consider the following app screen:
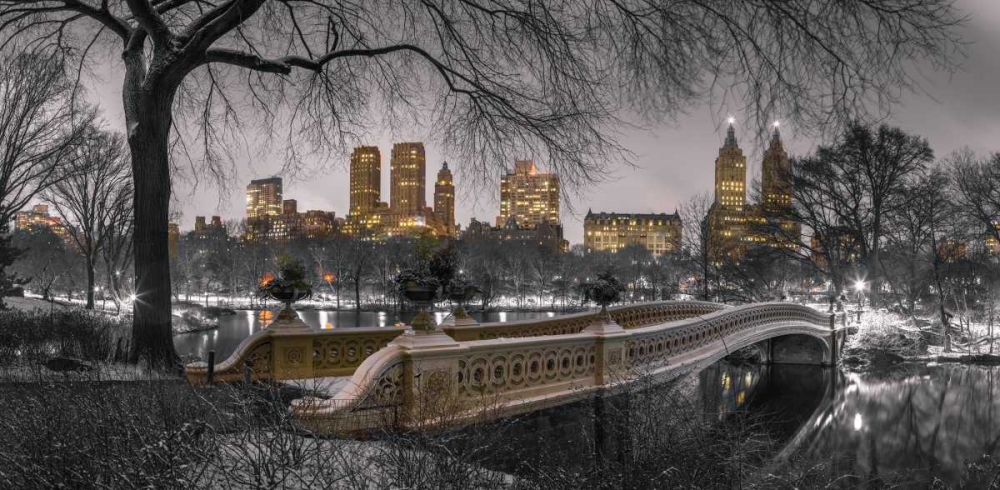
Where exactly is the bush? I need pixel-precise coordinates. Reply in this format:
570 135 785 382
846 312 926 358
0 309 130 366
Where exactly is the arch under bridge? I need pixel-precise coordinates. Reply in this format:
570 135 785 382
185 301 849 436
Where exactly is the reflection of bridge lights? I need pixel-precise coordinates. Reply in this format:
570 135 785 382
853 413 863 431
744 372 753 385
721 372 731 391
737 391 746 406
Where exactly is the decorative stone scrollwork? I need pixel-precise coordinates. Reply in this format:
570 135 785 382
356 361 405 409
454 342 597 397
246 342 273 375
312 332 398 376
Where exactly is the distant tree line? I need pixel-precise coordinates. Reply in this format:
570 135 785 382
170 227 687 312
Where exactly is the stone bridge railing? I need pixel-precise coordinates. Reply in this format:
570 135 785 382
184 301 726 385
291 303 847 436
441 301 725 340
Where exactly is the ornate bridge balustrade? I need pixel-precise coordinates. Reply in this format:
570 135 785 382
184 301 726 385
440 301 725 341
291 303 850 436
185 326 406 385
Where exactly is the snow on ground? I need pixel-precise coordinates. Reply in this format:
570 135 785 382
2 296 72 312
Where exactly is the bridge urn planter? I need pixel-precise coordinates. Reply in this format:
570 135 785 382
265 287 312 326
443 278 481 327
259 254 313 330
400 283 439 333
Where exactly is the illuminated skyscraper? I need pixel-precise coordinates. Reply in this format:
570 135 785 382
496 160 560 229
390 142 426 217
246 177 283 219
761 125 792 211
714 122 747 209
707 122 749 257
349 146 381 216
434 162 456 236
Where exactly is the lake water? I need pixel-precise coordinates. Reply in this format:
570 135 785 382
703 361 1000 487
173 309 560 363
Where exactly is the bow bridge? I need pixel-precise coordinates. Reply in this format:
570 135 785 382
186 301 848 435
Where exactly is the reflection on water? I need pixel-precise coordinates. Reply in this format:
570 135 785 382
701 360 832 444
173 309 558 362
786 364 1000 487
711 361 1000 486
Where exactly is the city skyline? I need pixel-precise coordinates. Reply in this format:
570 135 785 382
65 0 999 245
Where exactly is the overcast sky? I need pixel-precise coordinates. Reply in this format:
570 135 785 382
82 0 1000 245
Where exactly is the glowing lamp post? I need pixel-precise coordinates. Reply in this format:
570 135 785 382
853 279 866 323
322 272 336 302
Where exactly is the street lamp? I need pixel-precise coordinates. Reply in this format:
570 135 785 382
853 279 866 323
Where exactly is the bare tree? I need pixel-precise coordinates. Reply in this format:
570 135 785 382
100 180 134 312
46 129 131 309
951 151 1000 246
680 193 720 301
0 0 964 365
0 51 91 227
770 123 933 304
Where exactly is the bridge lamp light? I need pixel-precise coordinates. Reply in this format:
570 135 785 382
853 280 866 293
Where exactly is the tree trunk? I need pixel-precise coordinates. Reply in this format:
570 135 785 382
125 89 178 368
354 278 361 311
85 254 95 309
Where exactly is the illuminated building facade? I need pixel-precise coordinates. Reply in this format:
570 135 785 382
707 122 800 260
584 210 682 256
244 176 340 241
390 143 426 217
706 123 750 258
350 146 381 216
496 160 560 229
434 162 456 237
761 127 792 211
14 204 68 240
346 143 454 240
246 177 283 219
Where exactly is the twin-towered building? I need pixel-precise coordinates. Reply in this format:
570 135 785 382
707 122 799 259
583 122 798 258
345 143 456 239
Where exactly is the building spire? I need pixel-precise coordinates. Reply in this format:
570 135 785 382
724 120 737 148
442 161 449 170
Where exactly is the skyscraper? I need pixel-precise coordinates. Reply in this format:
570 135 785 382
434 162 455 236
496 160 560 229
349 146 381 217
707 122 749 256
761 125 792 212
246 177 283 219
390 142 426 217
714 123 747 209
